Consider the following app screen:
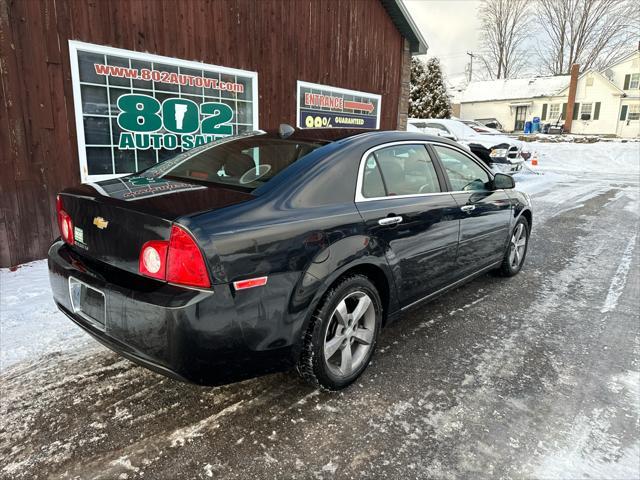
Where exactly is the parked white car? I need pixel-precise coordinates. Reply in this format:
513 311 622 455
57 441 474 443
407 119 472 152
408 118 527 174
460 119 503 135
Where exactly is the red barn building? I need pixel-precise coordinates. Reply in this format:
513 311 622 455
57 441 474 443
0 0 426 267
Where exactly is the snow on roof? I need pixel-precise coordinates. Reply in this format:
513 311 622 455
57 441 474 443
459 75 570 103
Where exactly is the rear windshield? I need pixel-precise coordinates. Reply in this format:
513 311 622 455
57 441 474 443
141 134 324 191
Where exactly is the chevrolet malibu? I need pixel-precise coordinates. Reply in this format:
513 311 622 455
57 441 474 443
48 128 532 390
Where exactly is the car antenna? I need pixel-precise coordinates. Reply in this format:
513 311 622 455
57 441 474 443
279 123 295 139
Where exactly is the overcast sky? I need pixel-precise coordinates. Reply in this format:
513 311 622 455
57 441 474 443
402 0 483 86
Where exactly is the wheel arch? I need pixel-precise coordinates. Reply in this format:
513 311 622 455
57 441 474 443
517 207 533 231
292 257 399 357
315 259 397 325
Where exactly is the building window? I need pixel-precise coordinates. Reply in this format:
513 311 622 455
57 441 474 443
69 41 258 182
580 103 593 120
629 104 640 121
548 103 561 119
630 73 640 89
586 77 594 86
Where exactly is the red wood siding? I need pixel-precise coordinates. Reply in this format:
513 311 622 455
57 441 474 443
0 0 405 267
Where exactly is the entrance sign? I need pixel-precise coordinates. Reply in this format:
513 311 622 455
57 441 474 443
297 81 381 130
69 41 259 182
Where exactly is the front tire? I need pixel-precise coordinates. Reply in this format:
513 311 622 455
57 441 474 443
498 216 530 277
297 275 382 391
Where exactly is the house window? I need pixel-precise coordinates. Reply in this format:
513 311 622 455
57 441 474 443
548 103 560 119
630 73 640 89
580 103 593 120
629 104 640 121
586 77 594 86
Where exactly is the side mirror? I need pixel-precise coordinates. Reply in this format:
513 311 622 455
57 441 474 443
493 173 515 189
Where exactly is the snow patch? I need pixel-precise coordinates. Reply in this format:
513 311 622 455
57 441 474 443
169 400 245 447
601 233 637 313
0 260 95 372
533 412 640 480
322 460 338 474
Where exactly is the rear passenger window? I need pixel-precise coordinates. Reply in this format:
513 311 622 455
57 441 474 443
361 145 440 198
433 145 490 191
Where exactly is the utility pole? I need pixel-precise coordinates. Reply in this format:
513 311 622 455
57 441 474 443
466 51 474 82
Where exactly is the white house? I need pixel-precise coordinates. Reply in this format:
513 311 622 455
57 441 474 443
457 50 640 137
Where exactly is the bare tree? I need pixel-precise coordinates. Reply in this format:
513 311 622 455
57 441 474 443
537 0 640 75
478 0 532 80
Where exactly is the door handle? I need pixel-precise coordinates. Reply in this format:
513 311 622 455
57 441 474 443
460 205 476 213
378 216 403 226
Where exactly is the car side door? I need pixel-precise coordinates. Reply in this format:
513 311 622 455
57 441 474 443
355 142 461 307
430 143 512 275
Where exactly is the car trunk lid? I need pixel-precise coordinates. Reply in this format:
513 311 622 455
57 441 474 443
59 176 253 276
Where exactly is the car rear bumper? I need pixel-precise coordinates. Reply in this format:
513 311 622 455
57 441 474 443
48 241 293 385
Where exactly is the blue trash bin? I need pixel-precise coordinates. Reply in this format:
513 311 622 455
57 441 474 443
524 121 532 134
532 116 541 132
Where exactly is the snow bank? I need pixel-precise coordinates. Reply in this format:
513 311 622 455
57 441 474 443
0 260 92 372
513 170 571 196
514 141 640 196
528 142 640 175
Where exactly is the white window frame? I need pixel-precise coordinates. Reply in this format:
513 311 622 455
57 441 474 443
630 73 640 89
628 104 640 121
580 102 593 119
69 40 259 183
548 103 561 119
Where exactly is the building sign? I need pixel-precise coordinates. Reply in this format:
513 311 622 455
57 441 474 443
69 41 258 182
297 81 381 130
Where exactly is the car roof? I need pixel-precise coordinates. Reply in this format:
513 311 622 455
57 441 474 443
259 128 375 144
259 128 453 146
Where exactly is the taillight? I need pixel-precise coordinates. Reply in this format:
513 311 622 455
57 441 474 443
138 225 210 288
56 195 74 245
139 240 168 280
167 225 211 288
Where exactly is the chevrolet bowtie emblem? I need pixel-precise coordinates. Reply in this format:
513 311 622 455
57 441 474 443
93 217 109 229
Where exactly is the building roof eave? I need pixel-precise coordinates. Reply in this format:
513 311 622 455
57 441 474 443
460 92 570 104
556 69 625 96
379 0 428 55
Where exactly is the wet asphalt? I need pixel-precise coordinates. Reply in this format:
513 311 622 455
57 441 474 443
1 169 639 480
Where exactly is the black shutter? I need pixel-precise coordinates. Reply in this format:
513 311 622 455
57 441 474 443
620 105 628 121
573 103 580 120
541 104 548 121
561 103 567 120
594 102 601 120
623 74 630 90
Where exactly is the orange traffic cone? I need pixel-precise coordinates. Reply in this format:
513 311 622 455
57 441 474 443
531 152 538 166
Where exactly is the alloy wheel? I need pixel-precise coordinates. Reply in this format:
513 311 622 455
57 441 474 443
509 223 527 269
323 291 376 378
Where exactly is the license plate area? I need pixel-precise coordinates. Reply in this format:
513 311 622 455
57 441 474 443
69 277 106 330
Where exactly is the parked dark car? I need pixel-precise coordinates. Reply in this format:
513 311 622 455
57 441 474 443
48 128 532 390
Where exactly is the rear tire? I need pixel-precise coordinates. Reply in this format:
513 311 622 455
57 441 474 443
297 274 382 391
498 216 530 277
